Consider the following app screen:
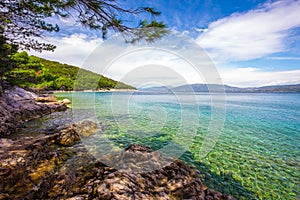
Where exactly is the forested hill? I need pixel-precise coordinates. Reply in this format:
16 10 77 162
5 51 135 91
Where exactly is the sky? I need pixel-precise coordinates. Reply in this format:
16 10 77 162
31 0 300 87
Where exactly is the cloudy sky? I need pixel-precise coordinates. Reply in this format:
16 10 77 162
31 0 300 87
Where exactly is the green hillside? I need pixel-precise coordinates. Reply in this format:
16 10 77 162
5 51 135 91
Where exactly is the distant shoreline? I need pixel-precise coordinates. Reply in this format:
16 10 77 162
139 83 300 93
52 88 138 93
52 90 300 94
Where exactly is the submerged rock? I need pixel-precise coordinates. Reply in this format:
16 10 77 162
56 125 81 146
0 86 67 137
55 120 100 146
93 144 235 200
0 120 235 200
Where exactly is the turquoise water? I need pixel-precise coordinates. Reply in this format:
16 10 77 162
56 92 300 200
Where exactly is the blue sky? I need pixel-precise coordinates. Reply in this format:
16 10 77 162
32 0 300 87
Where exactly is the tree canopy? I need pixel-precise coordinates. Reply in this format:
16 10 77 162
0 0 168 83
0 0 168 52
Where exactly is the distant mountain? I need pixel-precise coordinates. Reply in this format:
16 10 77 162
173 84 242 92
139 86 172 92
140 83 300 93
244 84 300 92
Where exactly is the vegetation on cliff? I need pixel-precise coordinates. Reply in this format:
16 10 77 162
4 51 135 91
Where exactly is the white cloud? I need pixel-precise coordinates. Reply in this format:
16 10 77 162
196 0 300 61
30 33 103 67
267 56 300 60
78 34 223 87
236 67 261 72
219 68 300 87
98 49 206 87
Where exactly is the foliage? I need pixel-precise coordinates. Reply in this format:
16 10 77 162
5 51 136 91
0 29 18 78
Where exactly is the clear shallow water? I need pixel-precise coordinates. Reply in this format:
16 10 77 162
55 92 300 200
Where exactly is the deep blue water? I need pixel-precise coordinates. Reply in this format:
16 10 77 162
55 92 300 200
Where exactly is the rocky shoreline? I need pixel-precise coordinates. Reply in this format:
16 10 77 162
0 85 68 137
0 86 235 200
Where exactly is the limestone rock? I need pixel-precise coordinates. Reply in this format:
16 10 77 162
0 86 68 137
55 120 100 146
35 95 57 102
0 119 236 199
56 125 80 146
62 98 71 104
73 120 101 137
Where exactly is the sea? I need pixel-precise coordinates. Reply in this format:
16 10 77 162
51 92 299 199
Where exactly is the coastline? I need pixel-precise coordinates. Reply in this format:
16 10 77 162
51 88 138 93
0 86 236 199
0 85 68 137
